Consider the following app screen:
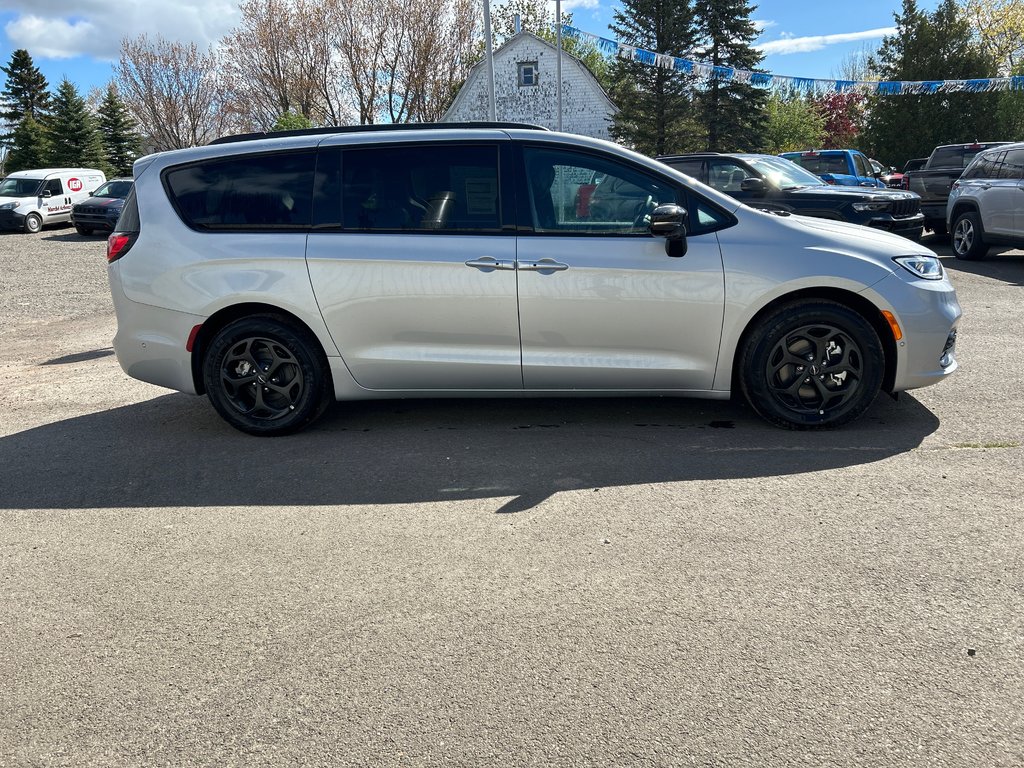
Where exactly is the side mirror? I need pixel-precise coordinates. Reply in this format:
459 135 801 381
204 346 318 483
859 181 876 187
740 177 767 195
649 203 688 257
41 190 52 198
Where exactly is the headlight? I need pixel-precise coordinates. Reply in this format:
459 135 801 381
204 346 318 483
852 201 891 212
0 202 17 210
894 255 944 280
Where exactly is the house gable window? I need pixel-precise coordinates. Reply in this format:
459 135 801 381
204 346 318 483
518 62 539 87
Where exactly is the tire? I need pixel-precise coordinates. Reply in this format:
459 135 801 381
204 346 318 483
202 315 332 436
951 211 989 261
75 225 93 236
739 301 884 429
23 213 42 234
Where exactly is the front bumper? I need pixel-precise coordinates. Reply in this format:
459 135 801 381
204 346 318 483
0 210 26 230
867 212 925 240
71 209 121 231
868 269 961 392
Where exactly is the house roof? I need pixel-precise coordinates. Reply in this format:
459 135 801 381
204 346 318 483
443 31 617 123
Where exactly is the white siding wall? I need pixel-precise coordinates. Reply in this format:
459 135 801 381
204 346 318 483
445 36 614 140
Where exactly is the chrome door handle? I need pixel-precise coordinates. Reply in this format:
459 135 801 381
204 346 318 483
519 258 569 273
465 257 515 271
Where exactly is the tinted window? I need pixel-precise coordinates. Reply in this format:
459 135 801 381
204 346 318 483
116 188 140 232
524 147 679 235
667 159 705 180
165 150 316 230
853 153 872 177
998 149 1024 179
45 178 63 196
707 161 752 192
94 180 133 198
963 151 1003 179
312 148 342 229
342 144 500 232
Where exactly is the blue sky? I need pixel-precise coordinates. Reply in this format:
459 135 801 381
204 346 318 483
0 1 944 98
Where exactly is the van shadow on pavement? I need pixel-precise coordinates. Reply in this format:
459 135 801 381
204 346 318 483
0 393 939 514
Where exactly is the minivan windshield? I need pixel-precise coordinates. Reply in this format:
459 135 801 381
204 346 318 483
743 156 826 189
0 178 44 197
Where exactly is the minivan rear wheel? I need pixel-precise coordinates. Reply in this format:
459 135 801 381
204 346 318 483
203 316 332 436
739 301 884 429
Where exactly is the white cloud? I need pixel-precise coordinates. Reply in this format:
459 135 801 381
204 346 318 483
561 0 601 9
757 27 896 55
752 19 777 32
3 1 239 62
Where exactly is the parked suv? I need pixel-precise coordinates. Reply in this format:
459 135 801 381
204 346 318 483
107 125 960 435
70 178 134 235
658 152 924 239
947 142 1024 260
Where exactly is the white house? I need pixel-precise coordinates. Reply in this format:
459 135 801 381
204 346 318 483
443 32 617 139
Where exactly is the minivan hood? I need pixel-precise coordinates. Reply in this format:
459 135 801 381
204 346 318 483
768 210 934 255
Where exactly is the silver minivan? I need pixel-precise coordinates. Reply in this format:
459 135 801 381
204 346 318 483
106 125 960 435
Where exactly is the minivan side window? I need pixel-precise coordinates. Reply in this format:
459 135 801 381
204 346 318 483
522 146 680 235
45 178 63 196
341 144 501 232
164 150 316 230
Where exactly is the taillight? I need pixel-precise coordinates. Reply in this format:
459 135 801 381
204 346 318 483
107 232 136 263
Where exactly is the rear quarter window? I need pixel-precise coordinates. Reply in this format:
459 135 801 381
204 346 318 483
164 150 316 230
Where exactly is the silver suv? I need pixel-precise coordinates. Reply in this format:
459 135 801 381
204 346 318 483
107 124 960 435
947 141 1024 260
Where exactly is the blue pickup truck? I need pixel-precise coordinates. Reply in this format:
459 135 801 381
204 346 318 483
780 149 886 188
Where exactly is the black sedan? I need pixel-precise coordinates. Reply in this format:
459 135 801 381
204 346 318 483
70 178 134 236
658 153 924 240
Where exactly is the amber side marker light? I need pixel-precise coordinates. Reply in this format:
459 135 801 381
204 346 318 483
881 310 903 341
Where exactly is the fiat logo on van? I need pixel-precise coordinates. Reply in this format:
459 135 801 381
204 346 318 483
68 178 83 192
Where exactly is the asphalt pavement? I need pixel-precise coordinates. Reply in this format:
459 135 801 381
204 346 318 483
1 227 1021 767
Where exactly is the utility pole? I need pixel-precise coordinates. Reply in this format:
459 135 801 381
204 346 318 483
482 0 497 121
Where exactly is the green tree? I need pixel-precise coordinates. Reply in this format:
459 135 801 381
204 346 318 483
47 79 107 171
691 0 767 151
863 0 999 164
272 110 313 130
97 83 141 176
4 114 51 172
761 91 825 154
607 0 702 155
1 49 51 128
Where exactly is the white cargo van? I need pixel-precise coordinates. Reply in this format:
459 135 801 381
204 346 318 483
0 168 107 233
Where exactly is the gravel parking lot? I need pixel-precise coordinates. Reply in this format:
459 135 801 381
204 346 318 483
1 224 1022 767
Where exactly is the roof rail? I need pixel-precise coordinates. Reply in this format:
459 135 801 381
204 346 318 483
209 122 549 146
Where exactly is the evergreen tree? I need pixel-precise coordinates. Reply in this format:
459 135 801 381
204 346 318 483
1 49 51 128
607 0 701 155
4 115 51 173
691 0 767 151
97 83 141 176
47 79 107 171
863 0 999 164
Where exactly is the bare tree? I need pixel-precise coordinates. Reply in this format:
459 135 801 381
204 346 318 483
116 35 227 150
221 0 352 130
331 0 482 124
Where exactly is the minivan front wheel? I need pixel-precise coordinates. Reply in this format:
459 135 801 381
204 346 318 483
23 213 42 234
203 316 332 436
739 302 884 429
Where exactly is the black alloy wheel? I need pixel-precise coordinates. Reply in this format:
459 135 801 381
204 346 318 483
203 316 332 436
740 301 884 429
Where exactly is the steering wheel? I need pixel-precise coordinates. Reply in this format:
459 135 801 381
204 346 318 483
633 195 656 229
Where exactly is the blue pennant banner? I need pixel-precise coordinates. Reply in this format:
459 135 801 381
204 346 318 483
560 24 1024 96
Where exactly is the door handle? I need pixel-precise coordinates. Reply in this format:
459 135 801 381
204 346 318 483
465 257 515 271
518 258 569 273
